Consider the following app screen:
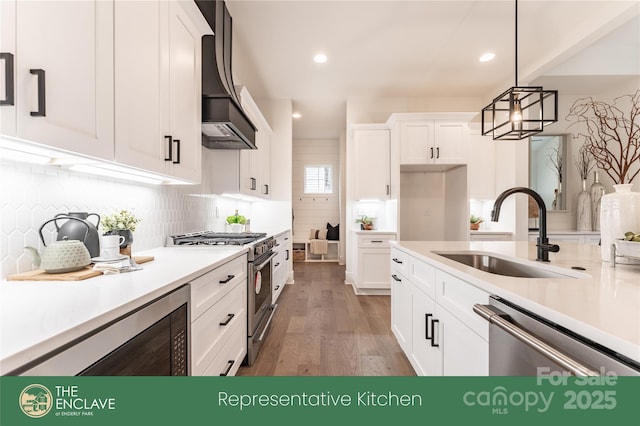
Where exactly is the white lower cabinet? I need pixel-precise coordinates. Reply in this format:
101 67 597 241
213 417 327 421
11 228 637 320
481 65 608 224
190 253 247 376
272 230 291 303
355 232 397 292
390 246 489 376
390 270 412 354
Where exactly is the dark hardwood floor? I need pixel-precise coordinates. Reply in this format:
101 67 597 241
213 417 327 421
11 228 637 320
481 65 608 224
237 261 415 376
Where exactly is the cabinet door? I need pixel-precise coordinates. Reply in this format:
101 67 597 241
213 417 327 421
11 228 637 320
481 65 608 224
258 130 271 198
358 248 391 289
433 121 466 164
165 0 202 182
437 305 488 376
114 0 165 174
400 121 434 164
239 149 259 195
390 271 412 354
353 128 390 199
0 0 16 136
467 132 496 199
411 286 442 376
15 0 114 159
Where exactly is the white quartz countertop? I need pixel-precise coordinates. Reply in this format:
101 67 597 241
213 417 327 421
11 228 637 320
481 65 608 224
0 246 247 375
390 240 640 364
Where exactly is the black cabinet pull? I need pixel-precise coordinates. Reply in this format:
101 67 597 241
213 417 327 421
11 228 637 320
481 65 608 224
430 147 434 159
436 147 440 159
430 319 440 347
274 262 280 267
391 274 401 282
220 360 234 376
392 258 403 264
285 249 289 260
219 274 234 284
263 184 269 195
29 69 45 116
1 53 14 106
425 313 433 341
164 135 172 161
274 285 280 291
173 139 181 164
250 177 256 191
219 313 235 326
371 240 383 243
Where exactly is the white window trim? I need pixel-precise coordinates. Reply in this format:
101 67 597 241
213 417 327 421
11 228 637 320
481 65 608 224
303 164 334 195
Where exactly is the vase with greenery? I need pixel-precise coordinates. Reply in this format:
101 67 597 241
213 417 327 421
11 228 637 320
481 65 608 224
469 215 483 231
355 215 375 230
101 210 141 254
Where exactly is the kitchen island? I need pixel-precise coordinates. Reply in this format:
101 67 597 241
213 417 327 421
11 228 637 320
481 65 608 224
0 246 247 375
390 240 640 365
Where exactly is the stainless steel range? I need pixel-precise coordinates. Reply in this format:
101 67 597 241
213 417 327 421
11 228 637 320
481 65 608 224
167 231 277 365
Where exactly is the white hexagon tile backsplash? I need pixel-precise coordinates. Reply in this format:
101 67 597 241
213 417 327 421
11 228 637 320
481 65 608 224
0 158 222 278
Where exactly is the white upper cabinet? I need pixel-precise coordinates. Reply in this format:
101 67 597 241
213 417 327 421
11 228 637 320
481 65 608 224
3 0 114 159
115 0 209 182
353 126 390 200
399 120 467 165
240 86 271 199
0 0 17 136
388 113 475 167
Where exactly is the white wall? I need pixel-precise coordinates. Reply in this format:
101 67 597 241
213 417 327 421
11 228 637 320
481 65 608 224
292 139 340 242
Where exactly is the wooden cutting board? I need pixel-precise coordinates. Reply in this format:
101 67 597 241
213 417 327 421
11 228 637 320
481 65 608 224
7 256 155 281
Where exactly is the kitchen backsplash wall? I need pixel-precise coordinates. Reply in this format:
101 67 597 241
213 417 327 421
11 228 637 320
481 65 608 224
0 158 249 279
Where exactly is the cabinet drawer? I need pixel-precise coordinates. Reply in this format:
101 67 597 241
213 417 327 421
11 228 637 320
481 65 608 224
190 254 247 321
408 256 436 299
435 270 489 340
390 248 409 277
358 233 396 248
191 283 246 375
201 317 246 376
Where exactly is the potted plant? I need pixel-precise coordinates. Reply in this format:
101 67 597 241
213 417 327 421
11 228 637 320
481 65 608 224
226 210 247 232
101 210 141 255
470 215 483 231
355 215 375 231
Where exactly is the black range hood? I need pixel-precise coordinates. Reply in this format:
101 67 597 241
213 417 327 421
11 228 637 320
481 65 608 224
196 0 257 149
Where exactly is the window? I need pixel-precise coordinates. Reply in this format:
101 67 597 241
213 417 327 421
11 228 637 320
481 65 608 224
304 165 333 194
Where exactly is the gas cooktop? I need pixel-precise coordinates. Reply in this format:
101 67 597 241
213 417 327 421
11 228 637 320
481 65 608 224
167 231 267 246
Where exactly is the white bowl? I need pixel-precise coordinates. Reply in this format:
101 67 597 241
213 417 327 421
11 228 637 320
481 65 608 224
614 239 640 259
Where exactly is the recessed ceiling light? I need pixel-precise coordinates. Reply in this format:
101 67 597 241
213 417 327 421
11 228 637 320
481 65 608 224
479 52 495 62
313 53 327 64
292 112 302 119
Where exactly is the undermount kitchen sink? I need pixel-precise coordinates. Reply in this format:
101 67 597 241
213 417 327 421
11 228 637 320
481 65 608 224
434 251 584 279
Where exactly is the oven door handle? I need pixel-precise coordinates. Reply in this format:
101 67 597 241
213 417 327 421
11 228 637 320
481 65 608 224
473 304 598 377
253 252 277 272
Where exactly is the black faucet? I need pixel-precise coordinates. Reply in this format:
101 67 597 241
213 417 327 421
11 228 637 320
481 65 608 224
491 187 560 262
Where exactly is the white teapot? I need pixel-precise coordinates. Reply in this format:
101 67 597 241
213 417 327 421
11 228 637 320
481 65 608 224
24 218 92 274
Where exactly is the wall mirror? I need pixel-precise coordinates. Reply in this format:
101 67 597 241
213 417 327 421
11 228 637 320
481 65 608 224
529 135 568 211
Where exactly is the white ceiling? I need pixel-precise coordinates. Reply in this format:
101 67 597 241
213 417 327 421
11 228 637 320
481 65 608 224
226 0 640 140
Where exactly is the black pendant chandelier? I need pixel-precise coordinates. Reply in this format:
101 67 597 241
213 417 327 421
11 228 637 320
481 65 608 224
481 0 558 140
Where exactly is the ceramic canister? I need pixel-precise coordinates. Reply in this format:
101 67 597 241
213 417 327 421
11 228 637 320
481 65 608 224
600 184 640 263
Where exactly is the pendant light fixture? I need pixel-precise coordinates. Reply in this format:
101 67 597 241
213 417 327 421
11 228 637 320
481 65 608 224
481 0 558 140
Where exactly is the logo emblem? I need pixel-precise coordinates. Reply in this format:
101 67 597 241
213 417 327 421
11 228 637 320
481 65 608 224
19 384 53 418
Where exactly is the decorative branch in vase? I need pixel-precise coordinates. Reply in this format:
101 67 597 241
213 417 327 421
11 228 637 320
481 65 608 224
567 90 640 185
547 143 563 209
574 145 595 231
567 90 640 262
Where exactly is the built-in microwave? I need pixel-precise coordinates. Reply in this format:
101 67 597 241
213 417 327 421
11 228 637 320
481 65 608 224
11 285 189 376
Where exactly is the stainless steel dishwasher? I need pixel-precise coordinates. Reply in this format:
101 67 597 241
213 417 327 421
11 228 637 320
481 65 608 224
474 296 640 376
